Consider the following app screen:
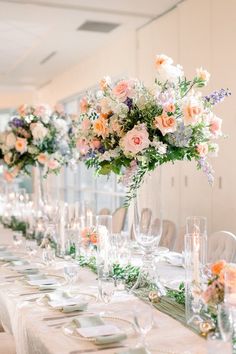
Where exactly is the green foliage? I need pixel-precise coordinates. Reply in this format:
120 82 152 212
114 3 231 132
166 282 185 305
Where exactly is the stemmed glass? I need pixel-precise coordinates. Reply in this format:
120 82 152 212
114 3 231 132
63 263 79 294
133 303 153 350
12 231 23 248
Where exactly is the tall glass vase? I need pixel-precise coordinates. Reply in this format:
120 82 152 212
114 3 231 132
184 216 207 327
34 164 48 214
131 168 162 290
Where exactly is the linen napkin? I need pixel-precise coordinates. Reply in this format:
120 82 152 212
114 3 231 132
115 348 149 354
73 315 127 345
26 274 46 281
48 293 88 313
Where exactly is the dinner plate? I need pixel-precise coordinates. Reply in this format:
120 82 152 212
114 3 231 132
63 315 134 342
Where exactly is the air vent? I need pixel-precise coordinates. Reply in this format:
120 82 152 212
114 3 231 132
77 21 119 33
40 51 57 65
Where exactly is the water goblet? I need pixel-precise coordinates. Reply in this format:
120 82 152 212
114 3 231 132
25 239 38 257
133 303 153 348
42 247 56 267
63 263 79 293
98 276 115 304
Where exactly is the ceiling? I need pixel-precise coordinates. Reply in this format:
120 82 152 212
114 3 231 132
0 0 181 90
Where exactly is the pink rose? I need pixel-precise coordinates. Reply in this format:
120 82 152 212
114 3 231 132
90 138 101 150
196 143 208 157
210 115 222 137
154 112 177 136
80 97 89 113
121 124 150 155
15 137 27 153
76 138 90 155
112 80 134 102
47 159 59 170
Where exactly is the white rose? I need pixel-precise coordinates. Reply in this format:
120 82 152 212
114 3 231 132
157 64 184 83
112 103 129 118
5 132 16 149
31 122 48 141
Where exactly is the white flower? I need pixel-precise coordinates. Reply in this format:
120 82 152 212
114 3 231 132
25 114 34 124
5 132 16 149
27 145 39 154
31 122 48 141
155 54 184 83
151 140 167 155
111 102 129 118
196 67 210 84
53 118 68 136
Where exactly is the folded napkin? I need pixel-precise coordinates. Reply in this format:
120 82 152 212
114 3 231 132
164 252 183 267
49 294 88 313
27 278 59 287
0 255 21 262
116 348 149 354
26 274 46 281
11 260 29 266
73 315 127 345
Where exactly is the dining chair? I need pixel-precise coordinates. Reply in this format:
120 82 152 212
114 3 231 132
0 333 16 354
208 230 236 263
159 219 177 250
112 207 127 233
98 208 111 215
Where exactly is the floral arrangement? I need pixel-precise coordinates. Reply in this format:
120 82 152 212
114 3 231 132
80 226 98 248
0 103 75 180
201 260 236 306
75 54 230 204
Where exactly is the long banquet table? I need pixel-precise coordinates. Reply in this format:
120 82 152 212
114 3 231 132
0 227 207 354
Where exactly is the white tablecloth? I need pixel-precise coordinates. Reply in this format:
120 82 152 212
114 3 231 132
0 227 207 354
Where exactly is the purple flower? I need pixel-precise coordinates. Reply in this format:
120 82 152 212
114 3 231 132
197 157 214 185
9 117 25 128
204 88 231 106
124 97 133 111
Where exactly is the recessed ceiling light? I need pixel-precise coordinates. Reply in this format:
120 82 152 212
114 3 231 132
77 21 119 33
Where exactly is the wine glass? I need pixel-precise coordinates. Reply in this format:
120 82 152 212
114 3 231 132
42 247 56 267
98 276 115 304
12 231 23 248
63 263 79 293
217 303 233 342
133 303 153 348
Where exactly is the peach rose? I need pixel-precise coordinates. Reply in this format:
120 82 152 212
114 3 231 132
112 80 134 102
3 170 13 183
154 112 177 136
183 101 202 126
80 97 89 113
121 124 150 155
47 159 59 170
196 143 208 157
99 77 110 91
15 137 27 153
38 153 48 165
209 115 222 137
17 104 27 116
81 118 91 132
93 117 109 137
165 103 176 113
211 260 226 275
